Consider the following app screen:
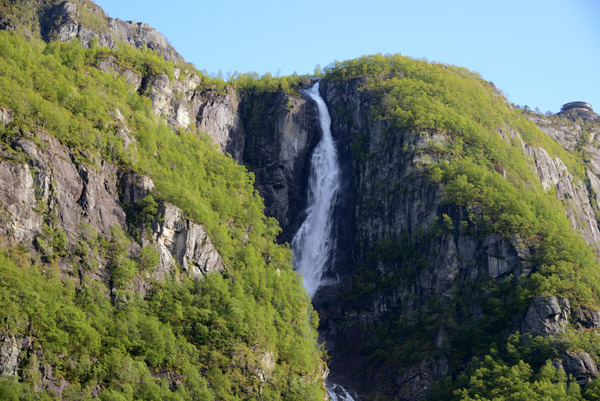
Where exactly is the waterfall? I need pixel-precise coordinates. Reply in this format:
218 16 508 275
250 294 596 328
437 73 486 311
328 384 357 401
291 82 357 400
291 81 341 298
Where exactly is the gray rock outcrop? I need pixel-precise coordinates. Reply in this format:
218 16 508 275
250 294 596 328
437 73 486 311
118 171 155 205
396 357 449 401
0 129 223 287
150 202 224 279
525 145 600 251
0 159 43 243
143 70 200 130
0 336 20 376
525 112 600 256
556 350 598 385
521 296 570 337
12 131 127 240
573 306 600 329
110 108 137 150
96 57 143 91
46 1 184 63
0 107 13 125
195 89 246 160
0 131 126 245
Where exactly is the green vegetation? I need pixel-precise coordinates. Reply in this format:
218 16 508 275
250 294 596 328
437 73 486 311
324 54 600 399
230 71 311 97
454 357 581 400
1 16 598 399
0 31 323 400
329 54 600 305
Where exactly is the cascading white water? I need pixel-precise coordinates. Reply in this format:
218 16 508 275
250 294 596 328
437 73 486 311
328 384 356 401
291 81 341 298
291 82 357 401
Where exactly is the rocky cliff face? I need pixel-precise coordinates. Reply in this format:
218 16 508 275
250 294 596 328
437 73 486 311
315 79 476 397
144 76 322 242
239 90 321 242
525 111 600 254
0 14 328 395
0 0 184 63
195 89 247 160
140 78 321 242
0 124 222 289
0 120 228 393
302 80 600 399
2 1 323 246
117 61 600 398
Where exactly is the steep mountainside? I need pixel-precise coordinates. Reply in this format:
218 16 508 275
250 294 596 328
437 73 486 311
0 5 326 400
314 59 600 400
3 2 600 401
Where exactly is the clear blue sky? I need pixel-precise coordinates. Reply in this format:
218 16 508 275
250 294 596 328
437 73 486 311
95 0 599 113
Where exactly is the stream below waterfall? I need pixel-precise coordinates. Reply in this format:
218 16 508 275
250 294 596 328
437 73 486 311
291 82 356 400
